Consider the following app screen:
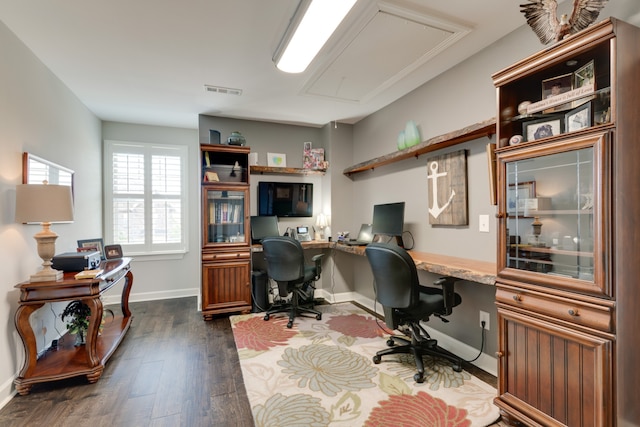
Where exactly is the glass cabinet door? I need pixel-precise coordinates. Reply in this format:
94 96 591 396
204 189 247 246
498 132 608 296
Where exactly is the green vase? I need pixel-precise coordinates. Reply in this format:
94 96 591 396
397 130 406 150
404 120 420 147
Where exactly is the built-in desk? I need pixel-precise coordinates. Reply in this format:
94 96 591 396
252 241 496 285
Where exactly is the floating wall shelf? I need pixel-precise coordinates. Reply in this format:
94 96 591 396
250 166 326 176
343 118 496 177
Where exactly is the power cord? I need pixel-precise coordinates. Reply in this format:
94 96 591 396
462 320 487 363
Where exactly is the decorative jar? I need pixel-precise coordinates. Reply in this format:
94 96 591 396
227 131 246 146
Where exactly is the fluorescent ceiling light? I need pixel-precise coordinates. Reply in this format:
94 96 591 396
274 0 358 73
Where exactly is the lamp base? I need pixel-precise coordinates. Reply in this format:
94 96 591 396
30 267 64 282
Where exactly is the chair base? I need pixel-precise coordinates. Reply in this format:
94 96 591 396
372 332 463 383
263 285 321 328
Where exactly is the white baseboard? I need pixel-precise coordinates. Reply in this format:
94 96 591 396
0 377 17 413
316 289 497 377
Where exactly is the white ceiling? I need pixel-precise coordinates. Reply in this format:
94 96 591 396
0 0 527 129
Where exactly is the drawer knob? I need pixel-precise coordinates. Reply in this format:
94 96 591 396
512 294 522 302
568 309 579 317
496 351 504 358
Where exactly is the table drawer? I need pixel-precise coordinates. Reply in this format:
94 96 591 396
496 284 614 333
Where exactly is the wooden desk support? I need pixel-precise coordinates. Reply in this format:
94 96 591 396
13 257 133 395
252 241 496 285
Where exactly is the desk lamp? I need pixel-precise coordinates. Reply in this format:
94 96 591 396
315 212 328 240
15 183 74 282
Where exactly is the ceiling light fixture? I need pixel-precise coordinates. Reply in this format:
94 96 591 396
273 0 358 74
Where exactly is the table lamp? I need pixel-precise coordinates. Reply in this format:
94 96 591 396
315 212 328 240
15 183 74 282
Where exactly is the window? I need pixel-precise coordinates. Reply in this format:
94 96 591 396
104 140 188 255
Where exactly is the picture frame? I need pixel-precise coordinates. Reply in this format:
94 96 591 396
523 116 563 142
542 73 573 100
104 244 123 260
267 152 286 167
275 186 291 200
565 101 592 132
507 181 536 217
77 238 105 259
574 60 595 89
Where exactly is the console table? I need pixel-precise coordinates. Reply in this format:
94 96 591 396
13 257 134 395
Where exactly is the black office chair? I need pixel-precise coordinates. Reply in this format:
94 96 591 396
365 242 463 383
261 236 324 328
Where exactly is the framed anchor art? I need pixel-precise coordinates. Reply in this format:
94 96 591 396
427 150 468 225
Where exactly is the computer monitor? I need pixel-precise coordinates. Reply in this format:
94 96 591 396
372 202 405 247
250 215 280 243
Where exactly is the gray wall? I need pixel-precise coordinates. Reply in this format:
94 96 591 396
101 122 200 304
0 20 103 406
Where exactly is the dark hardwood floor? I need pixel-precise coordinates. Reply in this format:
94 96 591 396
1 297 504 427
0 297 253 427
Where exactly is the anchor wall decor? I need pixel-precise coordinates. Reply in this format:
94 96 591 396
427 150 468 225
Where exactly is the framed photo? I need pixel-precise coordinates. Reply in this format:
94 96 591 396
104 244 123 260
523 116 563 141
507 181 536 217
574 61 595 88
267 152 286 167
565 102 592 132
275 185 291 200
77 238 105 259
542 73 573 100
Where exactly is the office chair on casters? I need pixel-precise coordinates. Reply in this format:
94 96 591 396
261 236 324 328
365 242 463 383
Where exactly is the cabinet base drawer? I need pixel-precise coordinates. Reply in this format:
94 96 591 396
202 251 250 261
496 284 614 333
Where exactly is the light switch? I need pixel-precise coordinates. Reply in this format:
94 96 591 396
479 214 490 233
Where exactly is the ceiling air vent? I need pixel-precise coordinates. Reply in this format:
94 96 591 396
204 85 243 96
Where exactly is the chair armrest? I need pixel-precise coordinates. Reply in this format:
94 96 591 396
434 277 457 315
311 254 325 279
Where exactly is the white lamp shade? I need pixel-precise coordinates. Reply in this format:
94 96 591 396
316 213 328 228
15 184 74 223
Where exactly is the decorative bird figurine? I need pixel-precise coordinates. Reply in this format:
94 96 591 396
520 0 609 44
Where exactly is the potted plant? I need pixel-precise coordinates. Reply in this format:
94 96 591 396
60 300 91 346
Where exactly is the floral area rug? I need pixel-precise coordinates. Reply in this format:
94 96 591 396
230 302 500 427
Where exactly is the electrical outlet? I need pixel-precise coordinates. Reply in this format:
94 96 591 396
479 310 490 330
479 214 490 232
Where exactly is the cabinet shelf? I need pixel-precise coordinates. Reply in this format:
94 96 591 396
343 118 495 176
510 244 594 258
524 209 593 216
250 166 326 176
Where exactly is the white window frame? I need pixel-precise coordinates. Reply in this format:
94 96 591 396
104 140 188 256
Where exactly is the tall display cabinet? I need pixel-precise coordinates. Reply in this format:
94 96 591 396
200 144 251 320
492 19 640 426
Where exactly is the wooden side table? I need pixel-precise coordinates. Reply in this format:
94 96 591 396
13 257 134 395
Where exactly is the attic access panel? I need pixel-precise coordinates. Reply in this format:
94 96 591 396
303 4 470 103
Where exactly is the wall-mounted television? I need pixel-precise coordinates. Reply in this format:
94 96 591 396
258 182 313 217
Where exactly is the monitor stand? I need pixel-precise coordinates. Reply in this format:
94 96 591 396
373 234 404 248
